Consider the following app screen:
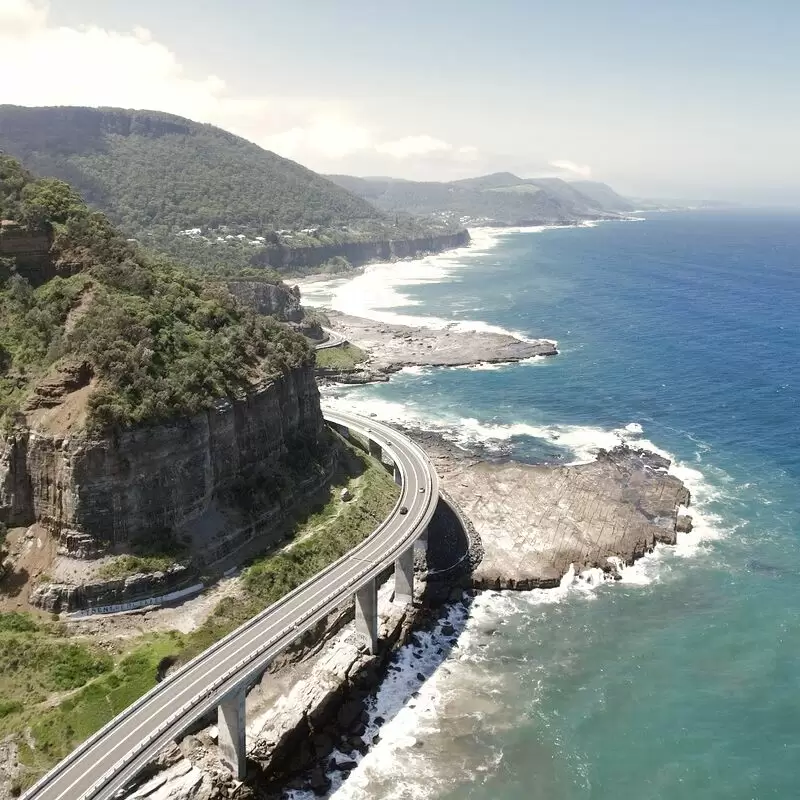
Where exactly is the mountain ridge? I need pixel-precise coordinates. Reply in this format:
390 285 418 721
326 172 634 226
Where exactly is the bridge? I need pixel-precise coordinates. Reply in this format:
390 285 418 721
314 326 347 350
22 409 438 800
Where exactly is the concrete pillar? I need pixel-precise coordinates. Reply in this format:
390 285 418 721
354 577 378 654
394 547 415 606
415 526 429 555
218 687 247 780
393 463 402 486
368 438 383 462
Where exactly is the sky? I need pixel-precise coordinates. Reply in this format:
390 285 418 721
2 0 799 204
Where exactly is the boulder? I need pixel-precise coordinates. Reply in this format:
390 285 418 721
676 514 694 533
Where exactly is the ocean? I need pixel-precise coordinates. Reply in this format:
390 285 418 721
296 211 800 800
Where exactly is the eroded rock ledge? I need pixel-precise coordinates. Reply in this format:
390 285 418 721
316 311 557 384
419 435 691 589
119 437 692 799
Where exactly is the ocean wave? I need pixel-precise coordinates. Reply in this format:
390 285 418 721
287 411 733 797
295 226 558 342
322 388 731 562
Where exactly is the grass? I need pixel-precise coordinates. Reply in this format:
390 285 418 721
2 438 399 784
315 343 367 371
180 441 398 661
13 633 185 789
0 612 115 744
95 529 189 579
95 553 181 579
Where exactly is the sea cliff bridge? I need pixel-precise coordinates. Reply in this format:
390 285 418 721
22 407 439 800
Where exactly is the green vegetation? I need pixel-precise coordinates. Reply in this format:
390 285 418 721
96 529 189 578
0 612 114 738
17 634 184 779
0 106 382 235
0 106 465 273
96 554 179 579
4 439 398 785
0 154 312 432
327 172 632 225
315 343 367 371
181 440 398 660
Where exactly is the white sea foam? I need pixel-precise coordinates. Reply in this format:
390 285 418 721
308 219 734 796
288 412 732 797
295 225 559 342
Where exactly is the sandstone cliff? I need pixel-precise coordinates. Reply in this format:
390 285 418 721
223 280 303 322
1 365 324 559
251 230 471 272
0 219 54 285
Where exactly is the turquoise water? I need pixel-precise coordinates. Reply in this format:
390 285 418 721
303 212 800 800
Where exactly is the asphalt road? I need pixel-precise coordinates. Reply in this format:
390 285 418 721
315 327 347 350
22 411 438 800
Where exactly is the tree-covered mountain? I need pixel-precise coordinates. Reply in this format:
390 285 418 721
0 105 384 235
327 172 634 225
568 180 635 213
0 154 310 433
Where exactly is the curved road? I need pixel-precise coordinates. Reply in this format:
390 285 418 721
315 326 347 350
23 411 438 800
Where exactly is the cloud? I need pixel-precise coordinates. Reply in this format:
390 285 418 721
0 1 580 183
0 1 374 160
375 135 453 159
1 0 46 32
0 1 482 174
548 160 593 178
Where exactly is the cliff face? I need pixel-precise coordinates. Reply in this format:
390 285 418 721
224 280 303 322
0 366 324 552
252 230 471 271
0 220 54 285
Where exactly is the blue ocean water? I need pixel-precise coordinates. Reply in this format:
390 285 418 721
305 212 800 800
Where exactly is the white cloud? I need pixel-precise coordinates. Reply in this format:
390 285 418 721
375 135 453 159
0 0 374 162
0 0 46 32
0 1 565 182
260 115 373 160
549 159 593 178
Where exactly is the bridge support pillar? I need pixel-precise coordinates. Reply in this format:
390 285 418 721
368 439 383 462
393 463 402 486
415 525 429 554
218 687 247 780
394 546 415 606
354 578 378 654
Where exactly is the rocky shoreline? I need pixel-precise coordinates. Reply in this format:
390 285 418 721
2 311 695 800
118 424 692 800
315 311 558 384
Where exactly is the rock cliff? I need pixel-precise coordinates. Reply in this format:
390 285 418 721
223 280 303 322
0 366 324 555
0 219 54 285
251 230 471 272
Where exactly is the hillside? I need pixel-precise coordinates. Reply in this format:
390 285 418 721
569 180 635 213
0 106 469 274
0 154 310 434
327 173 634 225
0 106 383 235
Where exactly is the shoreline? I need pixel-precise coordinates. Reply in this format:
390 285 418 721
315 311 558 385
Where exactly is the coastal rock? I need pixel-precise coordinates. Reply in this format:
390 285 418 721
676 514 694 533
223 280 303 322
29 564 191 613
0 368 323 551
419 441 691 588
251 231 471 272
314 312 558 387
